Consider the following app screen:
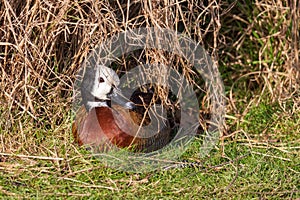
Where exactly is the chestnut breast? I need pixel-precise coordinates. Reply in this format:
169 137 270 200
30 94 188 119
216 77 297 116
72 105 170 152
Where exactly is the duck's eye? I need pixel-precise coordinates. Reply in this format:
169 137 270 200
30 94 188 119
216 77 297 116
98 77 105 83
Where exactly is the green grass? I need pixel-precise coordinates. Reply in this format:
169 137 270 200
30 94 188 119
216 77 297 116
0 144 299 198
0 102 299 199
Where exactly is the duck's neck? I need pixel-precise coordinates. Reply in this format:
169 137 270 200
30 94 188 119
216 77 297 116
86 101 109 111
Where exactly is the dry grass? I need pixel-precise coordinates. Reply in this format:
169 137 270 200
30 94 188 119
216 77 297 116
219 0 299 134
0 0 225 151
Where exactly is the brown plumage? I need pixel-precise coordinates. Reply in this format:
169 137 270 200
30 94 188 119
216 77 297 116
72 66 170 153
72 104 171 152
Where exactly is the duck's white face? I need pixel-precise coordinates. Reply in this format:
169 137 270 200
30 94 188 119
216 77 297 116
87 65 134 110
91 65 120 100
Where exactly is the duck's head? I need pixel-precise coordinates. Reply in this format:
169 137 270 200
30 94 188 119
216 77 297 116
84 65 135 111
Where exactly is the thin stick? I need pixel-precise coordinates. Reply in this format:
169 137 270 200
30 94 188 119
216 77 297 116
0 153 64 161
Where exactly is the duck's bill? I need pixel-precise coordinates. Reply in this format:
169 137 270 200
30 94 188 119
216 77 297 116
110 88 135 110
